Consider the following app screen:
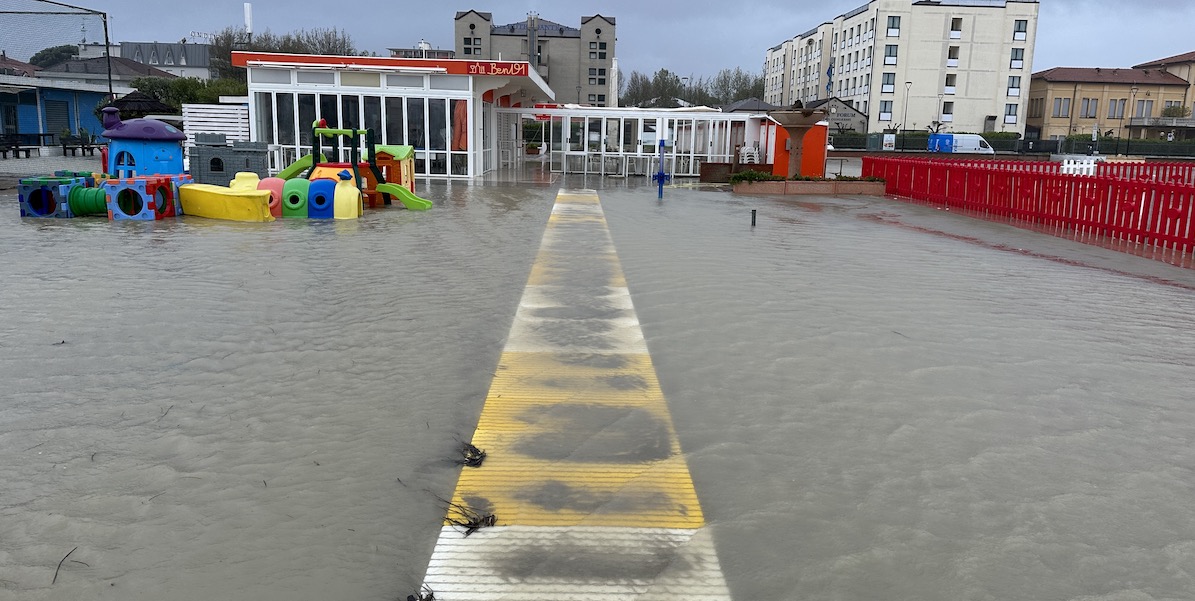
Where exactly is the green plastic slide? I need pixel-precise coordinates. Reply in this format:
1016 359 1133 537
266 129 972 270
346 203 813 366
275 153 326 180
376 183 432 211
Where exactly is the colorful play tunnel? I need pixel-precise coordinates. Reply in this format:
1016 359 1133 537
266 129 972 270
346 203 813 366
18 177 93 218
282 179 310 218
307 179 335 219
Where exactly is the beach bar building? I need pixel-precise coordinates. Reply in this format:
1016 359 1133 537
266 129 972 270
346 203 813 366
233 51 555 178
235 51 769 179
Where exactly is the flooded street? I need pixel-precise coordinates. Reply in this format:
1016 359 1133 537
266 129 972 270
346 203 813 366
3 176 1195 600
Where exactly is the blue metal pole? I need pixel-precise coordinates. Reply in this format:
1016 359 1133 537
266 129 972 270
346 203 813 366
652 139 670 198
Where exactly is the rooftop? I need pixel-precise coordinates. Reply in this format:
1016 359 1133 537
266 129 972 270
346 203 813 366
493 17 581 38
0 52 38 77
1032 67 1188 86
39 56 176 78
1133 50 1195 69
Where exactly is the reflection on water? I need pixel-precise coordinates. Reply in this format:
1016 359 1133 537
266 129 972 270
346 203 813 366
0 183 556 600
3 177 1195 600
600 184 1195 601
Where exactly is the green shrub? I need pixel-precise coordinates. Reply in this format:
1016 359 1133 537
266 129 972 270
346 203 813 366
731 171 784 184
729 170 784 184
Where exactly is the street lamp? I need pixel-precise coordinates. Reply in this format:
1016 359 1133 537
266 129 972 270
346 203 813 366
1128 85 1139 156
902 81 911 151
937 93 945 129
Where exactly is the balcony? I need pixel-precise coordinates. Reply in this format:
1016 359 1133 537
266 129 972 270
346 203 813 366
1129 116 1195 128
1010 59 1024 69
884 56 897 65
1004 115 1018 124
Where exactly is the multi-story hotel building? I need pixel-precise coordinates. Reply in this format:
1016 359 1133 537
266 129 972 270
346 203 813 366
764 0 1039 135
454 10 617 107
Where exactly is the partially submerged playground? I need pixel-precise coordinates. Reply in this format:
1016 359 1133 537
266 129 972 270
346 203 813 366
17 108 431 223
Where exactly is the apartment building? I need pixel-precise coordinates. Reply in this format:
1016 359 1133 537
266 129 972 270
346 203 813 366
763 0 1039 135
1027 59 1194 142
454 10 617 106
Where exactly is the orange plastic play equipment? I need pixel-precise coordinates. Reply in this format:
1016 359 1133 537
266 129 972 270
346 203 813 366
310 162 374 183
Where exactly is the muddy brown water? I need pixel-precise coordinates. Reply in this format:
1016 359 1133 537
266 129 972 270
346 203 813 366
3 177 1195 600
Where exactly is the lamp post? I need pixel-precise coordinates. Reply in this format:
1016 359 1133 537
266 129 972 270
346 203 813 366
1128 85 1138 156
937 93 944 129
902 81 911 151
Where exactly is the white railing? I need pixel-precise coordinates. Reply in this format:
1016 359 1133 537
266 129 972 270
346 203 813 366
1060 158 1101 175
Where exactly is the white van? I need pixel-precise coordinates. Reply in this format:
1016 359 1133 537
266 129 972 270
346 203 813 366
953 133 995 154
928 133 995 155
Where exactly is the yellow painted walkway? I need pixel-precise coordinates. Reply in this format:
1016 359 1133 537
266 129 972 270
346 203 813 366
422 190 730 598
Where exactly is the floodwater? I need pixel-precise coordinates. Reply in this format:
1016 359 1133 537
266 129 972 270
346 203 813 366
3 175 1195 601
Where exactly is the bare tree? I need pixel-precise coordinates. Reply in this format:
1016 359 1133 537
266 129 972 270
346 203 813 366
209 26 360 80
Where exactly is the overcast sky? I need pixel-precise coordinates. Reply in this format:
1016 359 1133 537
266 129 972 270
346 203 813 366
7 0 1195 79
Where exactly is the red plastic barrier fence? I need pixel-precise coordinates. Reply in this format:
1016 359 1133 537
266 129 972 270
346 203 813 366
1096 162 1195 186
861 156 1195 259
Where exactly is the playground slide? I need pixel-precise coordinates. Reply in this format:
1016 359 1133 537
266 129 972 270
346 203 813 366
275 154 326 180
376 183 432 211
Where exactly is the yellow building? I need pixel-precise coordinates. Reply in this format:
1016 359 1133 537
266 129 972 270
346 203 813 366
1027 65 1190 142
1132 51 1195 140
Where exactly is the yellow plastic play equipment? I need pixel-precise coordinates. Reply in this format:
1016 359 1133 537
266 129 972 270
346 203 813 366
333 170 363 220
178 183 275 222
306 122 432 211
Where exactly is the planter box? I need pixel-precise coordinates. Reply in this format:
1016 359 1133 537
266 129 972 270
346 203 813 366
733 180 886 196
732 180 787 195
789 180 835 195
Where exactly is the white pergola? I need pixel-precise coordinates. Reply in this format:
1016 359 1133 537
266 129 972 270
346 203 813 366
496 105 761 177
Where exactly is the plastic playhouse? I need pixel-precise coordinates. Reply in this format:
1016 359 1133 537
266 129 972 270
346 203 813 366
268 120 431 219
16 110 432 223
